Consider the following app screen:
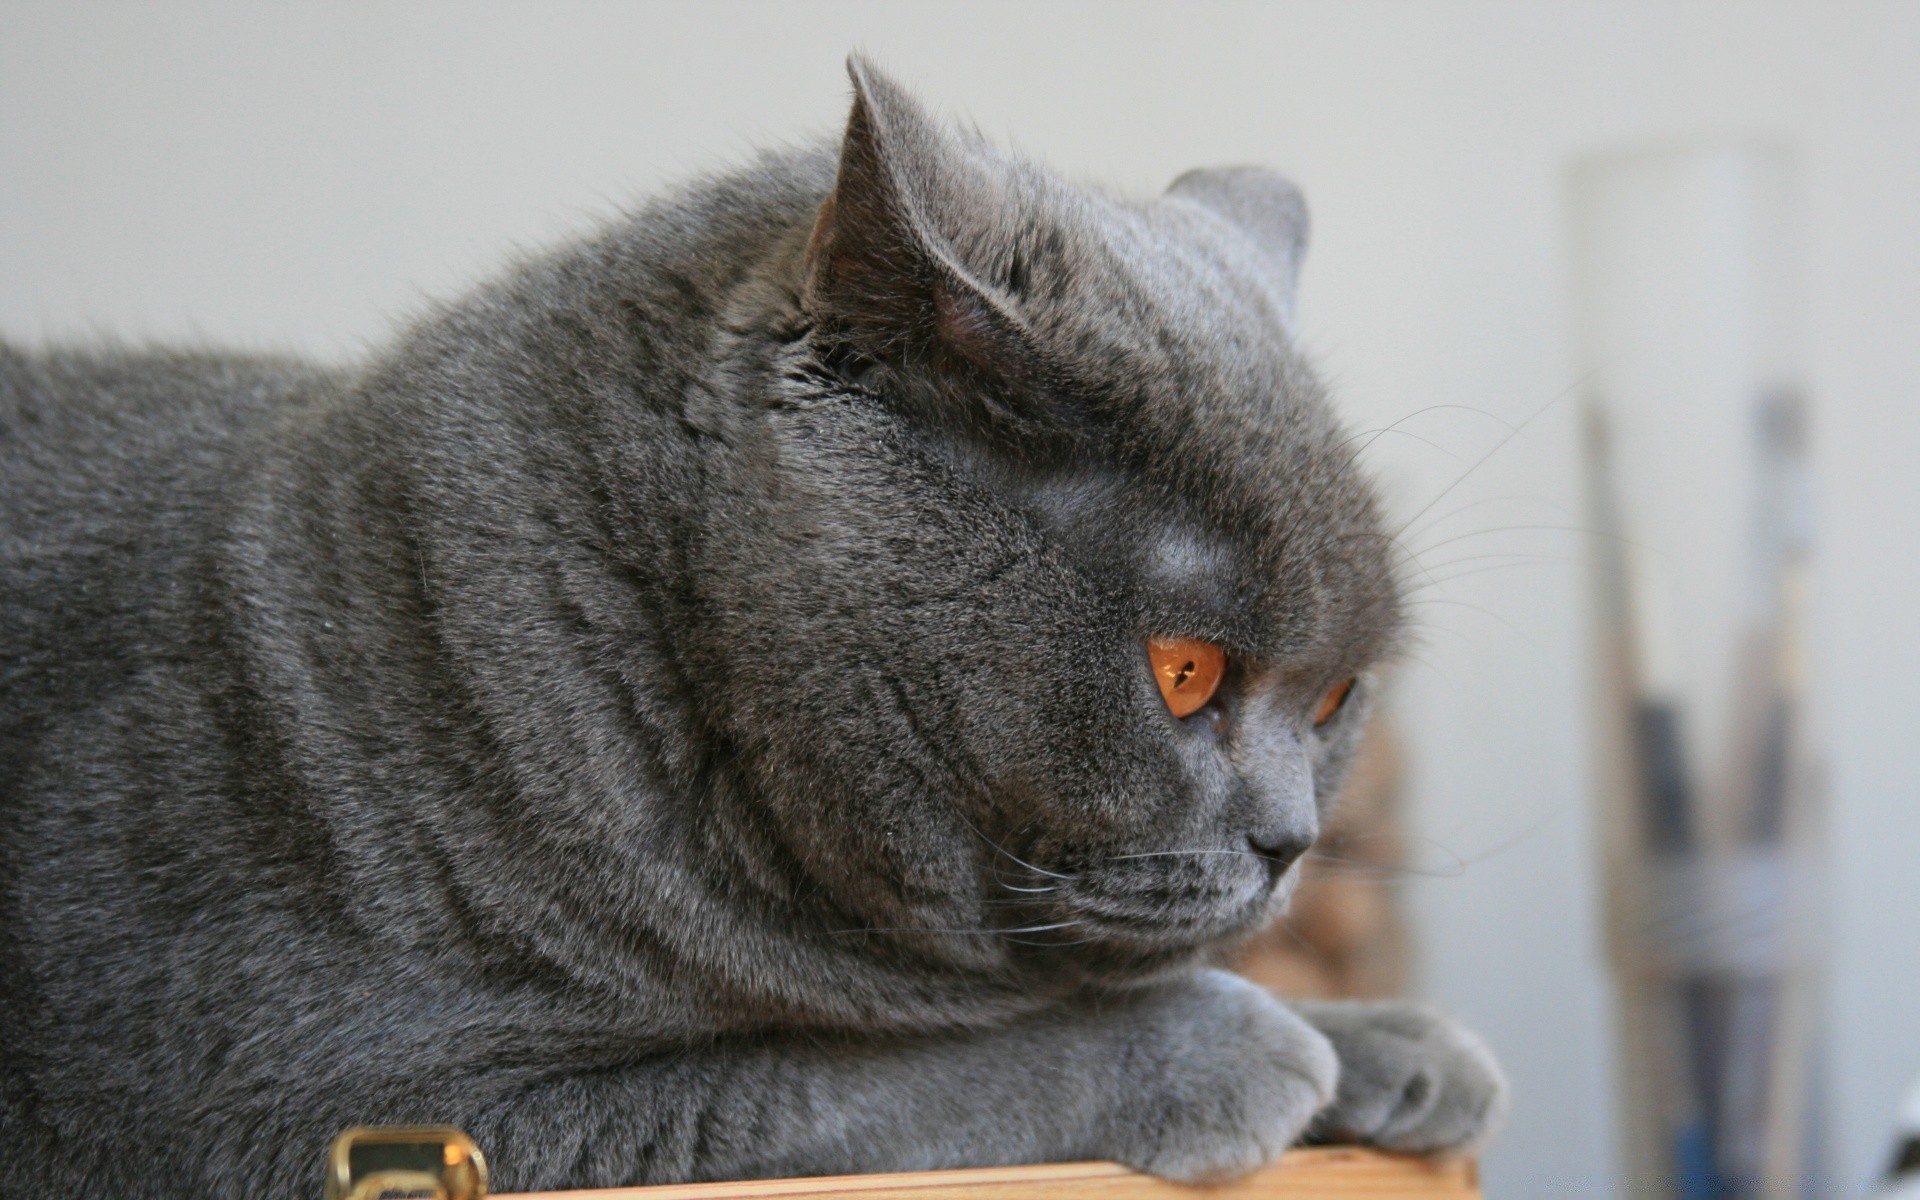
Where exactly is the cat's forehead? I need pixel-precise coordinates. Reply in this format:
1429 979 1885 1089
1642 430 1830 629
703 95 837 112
1006 197 1402 667
1040 191 1293 384
1026 418 1399 671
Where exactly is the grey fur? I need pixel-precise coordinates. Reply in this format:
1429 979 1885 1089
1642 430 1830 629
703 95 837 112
1165 167 1309 337
0 59 1503 1196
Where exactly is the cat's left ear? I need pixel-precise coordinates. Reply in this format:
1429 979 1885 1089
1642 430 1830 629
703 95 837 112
802 57 1041 392
1166 168 1309 336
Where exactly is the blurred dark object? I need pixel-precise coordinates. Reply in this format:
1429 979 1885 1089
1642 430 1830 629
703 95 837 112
1576 146 1824 1200
1238 720 1410 1000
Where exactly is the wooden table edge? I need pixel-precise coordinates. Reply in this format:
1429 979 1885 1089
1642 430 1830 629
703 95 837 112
497 1147 1479 1198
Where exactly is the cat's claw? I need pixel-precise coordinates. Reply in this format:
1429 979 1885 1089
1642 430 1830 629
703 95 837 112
1108 969 1339 1182
1297 999 1509 1156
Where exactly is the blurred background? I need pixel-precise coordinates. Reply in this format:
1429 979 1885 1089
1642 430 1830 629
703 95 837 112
4 3 1916 1195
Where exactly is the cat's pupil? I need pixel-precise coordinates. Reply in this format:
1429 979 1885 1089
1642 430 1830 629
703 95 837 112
1174 662 1196 688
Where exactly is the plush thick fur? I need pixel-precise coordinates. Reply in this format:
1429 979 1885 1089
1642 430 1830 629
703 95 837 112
0 61 1505 1196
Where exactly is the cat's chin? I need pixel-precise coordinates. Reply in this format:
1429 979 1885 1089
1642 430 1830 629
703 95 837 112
1005 894 1288 987
996 859 1294 981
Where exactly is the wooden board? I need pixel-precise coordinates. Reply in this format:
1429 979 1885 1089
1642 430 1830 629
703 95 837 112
498 1149 1478 1199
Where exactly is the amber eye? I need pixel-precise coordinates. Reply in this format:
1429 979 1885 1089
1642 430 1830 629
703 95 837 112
1314 678 1355 728
1147 636 1226 719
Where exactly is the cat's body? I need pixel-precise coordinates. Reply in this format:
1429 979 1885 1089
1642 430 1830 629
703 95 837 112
0 63 1504 1196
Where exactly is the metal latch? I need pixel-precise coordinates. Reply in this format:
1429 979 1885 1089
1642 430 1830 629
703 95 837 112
325 1126 488 1200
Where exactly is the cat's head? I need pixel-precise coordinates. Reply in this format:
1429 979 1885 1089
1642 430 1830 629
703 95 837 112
706 60 1402 982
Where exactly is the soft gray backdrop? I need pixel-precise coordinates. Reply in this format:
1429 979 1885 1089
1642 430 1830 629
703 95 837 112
5 3 1916 1194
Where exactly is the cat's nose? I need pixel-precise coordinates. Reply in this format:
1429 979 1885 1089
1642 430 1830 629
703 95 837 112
1246 828 1313 875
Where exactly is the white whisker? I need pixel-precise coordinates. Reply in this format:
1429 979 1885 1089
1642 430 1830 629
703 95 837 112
1391 371 1591 540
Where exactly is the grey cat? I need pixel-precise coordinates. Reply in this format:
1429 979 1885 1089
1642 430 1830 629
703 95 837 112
0 60 1505 1196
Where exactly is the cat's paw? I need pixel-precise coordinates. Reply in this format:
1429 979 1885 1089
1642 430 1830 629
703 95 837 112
1106 969 1338 1182
1296 999 1508 1156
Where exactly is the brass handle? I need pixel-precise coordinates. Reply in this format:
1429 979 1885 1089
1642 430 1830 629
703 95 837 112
325 1126 488 1200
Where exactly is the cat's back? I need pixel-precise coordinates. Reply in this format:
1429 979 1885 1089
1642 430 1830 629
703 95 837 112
1 340 338 503
0 344 342 722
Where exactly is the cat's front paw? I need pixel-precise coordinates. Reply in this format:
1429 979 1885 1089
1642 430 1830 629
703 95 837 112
1106 969 1338 1182
1296 1000 1508 1155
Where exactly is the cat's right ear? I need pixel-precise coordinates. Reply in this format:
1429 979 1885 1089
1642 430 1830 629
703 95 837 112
801 57 1038 390
1166 167 1309 337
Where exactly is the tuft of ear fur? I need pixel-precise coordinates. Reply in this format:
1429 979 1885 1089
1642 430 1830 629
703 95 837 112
803 57 1040 396
1165 167 1309 336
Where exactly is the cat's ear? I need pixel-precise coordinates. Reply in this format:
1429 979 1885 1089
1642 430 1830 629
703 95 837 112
802 57 1037 388
1166 167 1309 336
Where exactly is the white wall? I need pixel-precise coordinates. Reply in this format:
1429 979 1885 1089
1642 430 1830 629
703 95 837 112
5 4 1917 1195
